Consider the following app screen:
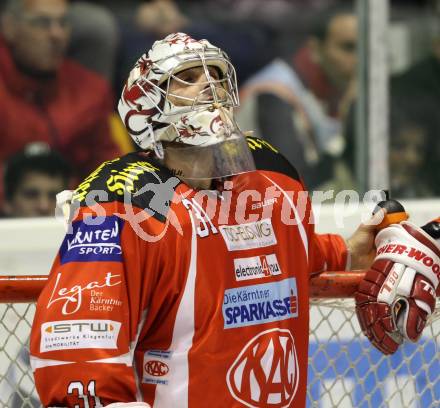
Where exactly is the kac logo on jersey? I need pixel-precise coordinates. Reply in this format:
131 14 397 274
145 360 169 377
143 350 172 385
60 216 123 264
234 254 282 281
220 219 277 251
227 328 299 408
223 278 298 329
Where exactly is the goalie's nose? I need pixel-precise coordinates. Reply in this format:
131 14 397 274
195 85 229 105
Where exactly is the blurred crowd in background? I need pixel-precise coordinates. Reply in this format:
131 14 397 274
0 0 439 221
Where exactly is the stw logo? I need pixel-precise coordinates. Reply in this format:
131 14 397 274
227 328 299 408
144 360 169 377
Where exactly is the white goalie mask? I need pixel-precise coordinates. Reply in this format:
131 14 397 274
118 32 255 180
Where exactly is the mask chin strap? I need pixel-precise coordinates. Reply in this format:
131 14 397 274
150 124 165 159
153 120 182 159
153 141 164 159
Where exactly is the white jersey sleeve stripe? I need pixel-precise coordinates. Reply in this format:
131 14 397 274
262 174 309 261
30 356 74 371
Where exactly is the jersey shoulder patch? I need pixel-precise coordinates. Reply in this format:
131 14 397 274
246 136 301 183
72 153 179 222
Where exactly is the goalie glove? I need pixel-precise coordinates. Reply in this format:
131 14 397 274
355 219 440 355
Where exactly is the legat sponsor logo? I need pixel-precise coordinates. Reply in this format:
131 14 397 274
219 219 277 251
234 254 282 281
48 271 122 315
143 350 172 385
227 328 299 408
377 243 440 276
89 288 122 313
60 216 123 264
40 319 121 352
223 278 298 329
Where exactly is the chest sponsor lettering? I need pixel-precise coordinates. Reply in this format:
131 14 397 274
60 216 123 264
223 278 298 329
234 254 282 281
220 219 277 251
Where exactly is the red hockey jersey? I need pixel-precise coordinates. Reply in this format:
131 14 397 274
30 137 348 407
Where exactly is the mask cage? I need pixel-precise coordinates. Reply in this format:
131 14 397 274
135 49 239 118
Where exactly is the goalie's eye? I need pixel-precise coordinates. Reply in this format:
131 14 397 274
207 66 221 81
176 70 196 83
175 66 221 84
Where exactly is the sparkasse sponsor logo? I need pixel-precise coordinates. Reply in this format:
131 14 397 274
60 216 123 264
219 219 277 251
234 254 282 281
222 278 298 329
40 319 121 352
